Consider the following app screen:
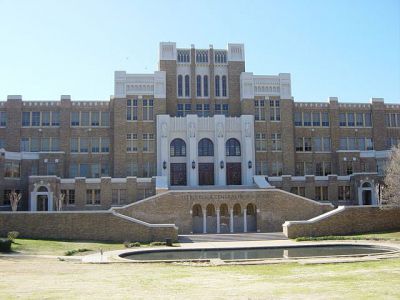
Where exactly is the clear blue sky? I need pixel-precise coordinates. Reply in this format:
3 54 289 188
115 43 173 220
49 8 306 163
0 0 399 103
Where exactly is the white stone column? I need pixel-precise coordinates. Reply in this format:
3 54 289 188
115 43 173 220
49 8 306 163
241 115 255 186
243 208 247 233
216 209 220 234
214 115 226 186
187 115 198 187
230 209 234 233
203 209 207 234
30 192 37 211
48 192 53 211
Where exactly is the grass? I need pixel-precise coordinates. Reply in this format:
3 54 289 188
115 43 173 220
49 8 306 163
0 256 399 299
295 230 400 242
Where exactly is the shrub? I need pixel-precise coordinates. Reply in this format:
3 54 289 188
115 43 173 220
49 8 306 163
150 241 166 246
64 248 91 256
124 241 141 248
7 231 19 242
0 238 12 252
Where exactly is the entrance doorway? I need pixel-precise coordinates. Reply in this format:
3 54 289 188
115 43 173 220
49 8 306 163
226 163 241 185
198 163 214 185
37 195 49 211
170 163 187 186
362 190 372 205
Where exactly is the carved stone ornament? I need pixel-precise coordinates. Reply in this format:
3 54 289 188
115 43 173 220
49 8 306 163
217 122 224 138
245 122 251 137
161 122 168 138
189 122 196 138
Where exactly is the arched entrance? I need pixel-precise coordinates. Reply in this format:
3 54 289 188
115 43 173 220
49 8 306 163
192 204 203 233
358 181 377 206
219 204 230 233
233 203 243 232
246 203 257 232
206 204 217 233
30 185 53 211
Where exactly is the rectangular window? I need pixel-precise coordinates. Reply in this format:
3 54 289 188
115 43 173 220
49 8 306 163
339 113 346 126
51 111 60 126
101 112 109 126
127 133 138 152
323 137 331 152
41 138 50 152
31 112 40 126
0 111 7 127
321 112 329 127
20 138 30 152
348 138 356 150
91 137 100 153
303 112 311 126
271 133 281 151
255 133 267 151
101 137 110 153
22 112 31 126
70 138 79 153
295 162 305 176
62 189 75 205
127 162 138 176
112 189 127 205
315 186 328 201
270 100 280 121
296 138 304 152
304 138 312 152
81 112 90 126
356 113 364 126
347 113 355 126
364 113 372 127
30 138 40 152
338 186 351 201
69 164 78 178
91 163 100 178
41 111 50 126
143 162 155 177
294 111 302 126
142 99 154 121
340 137 347 150
312 112 320 126
0 138 4 149
254 100 265 121
51 138 60 151
91 111 100 126
255 161 268 175
271 162 282 176
313 137 322 152
79 137 89 153
127 99 138 121
86 189 101 205
142 133 154 152
80 163 90 177
46 162 57 175
71 112 80 126
4 162 20 178
365 138 373 150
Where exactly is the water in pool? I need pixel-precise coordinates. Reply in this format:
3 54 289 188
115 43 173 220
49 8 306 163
122 245 393 261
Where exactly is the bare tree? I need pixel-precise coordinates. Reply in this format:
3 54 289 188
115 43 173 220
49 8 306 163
382 144 400 206
8 190 22 212
54 192 65 211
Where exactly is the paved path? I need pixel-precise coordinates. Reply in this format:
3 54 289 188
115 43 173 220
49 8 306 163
178 232 287 243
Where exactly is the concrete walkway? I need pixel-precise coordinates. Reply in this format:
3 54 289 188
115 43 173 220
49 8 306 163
179 232 287 243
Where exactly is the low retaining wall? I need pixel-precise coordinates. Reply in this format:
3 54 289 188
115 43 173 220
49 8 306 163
283 206 400 238
0 211 178 242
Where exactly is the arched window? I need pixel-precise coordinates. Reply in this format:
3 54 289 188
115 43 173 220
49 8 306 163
203 75 208 97
37 186 48 192
196 75 202 97
170 138 186 157
362 182 372 188
192 204 202 217
233 203 241 216
177 75 183 97
220 204 228 216
206 204 215 216
198 138 214 156
215 75 220 97
222 75 227 97
226 138 241 156
246 203 256 215
184 75 190 97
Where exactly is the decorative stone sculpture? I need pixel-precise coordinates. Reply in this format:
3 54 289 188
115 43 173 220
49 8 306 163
189 122 196 138
161 122 168 138
217 122 224 138
245 122 251 137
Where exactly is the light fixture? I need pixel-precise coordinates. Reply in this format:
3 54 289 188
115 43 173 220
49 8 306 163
192 160 196 169
220 160 224 169
248 160 252 169
163 161 167 170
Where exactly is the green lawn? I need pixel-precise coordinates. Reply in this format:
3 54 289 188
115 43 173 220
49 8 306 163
296 230 400 242
10 239 124 256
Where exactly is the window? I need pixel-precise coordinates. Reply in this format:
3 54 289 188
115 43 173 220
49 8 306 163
196 50 208 63
184 75 190 97
127 162 138 176
294 112 302 126
112 189 127 205
177 103 191 117
143 162 155 177
30 138 40 152
338 186 351 201
339 113 346 126
127 99 138 121
41 111 50 126
41 138 50 152
20 138 30 152
225 138 241 156
290 187 305 197
303 112 311 126
22 112 30 126
70 138 79 153
86 189 100 205
81 112 90 126
312 112 320 126
364 113 372 127
101 112 109 126
91 137 100 153
69 164 78 177
3 189 20 206
170 138 186 156
315 162 331 176
196 75 202 97
356 113 363 126
214 51 227 63
31 112 40 126
315 186 328 201
91 112 99 126
255 100 265 121
142 133 154 152
215 75 220 97
127 133 138 152
0 111 7 127
198 138 214 156
270 100 280 121
177 75 183 97
321 112 329 126
46 162 57 175
323 137 331 151
222 75 227 97
52 111 60 126
71 112 80 126
342 161 353 175
305 138 312 151
271 133 281 151
255 133 267 151
51 138 60 151
255 161 268 175
80 137 89 153
141 99 154 121
203 75 209 97
61 189 75 205
196 104 210 117
215 104 229 116
0 138 4 149
177 50 190 63
347 113 355 126
313 137 331 152
4 162 20 178
271 162 283 176
296 137 312 152
387 137 399 149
